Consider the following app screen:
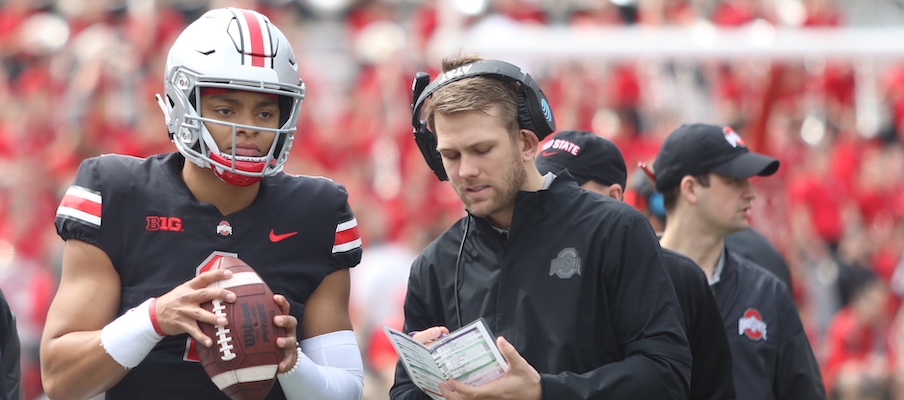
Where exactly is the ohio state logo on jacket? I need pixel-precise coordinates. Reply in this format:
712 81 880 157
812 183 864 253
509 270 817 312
738 308 768 341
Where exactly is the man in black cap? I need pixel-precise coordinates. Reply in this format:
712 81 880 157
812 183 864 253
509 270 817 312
537 130 735 400
627 163 794 290
537 130 628 199
654 123 825 400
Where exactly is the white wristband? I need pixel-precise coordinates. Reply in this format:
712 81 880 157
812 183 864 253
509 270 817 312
100 298 165 369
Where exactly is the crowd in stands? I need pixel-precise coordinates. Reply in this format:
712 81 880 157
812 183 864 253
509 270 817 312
1 0 904 399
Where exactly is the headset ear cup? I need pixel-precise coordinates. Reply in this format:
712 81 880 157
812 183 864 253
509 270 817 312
427 134 447 181
649 192 666 218
413 124 449 181
516 92 538 135
516 88 555 140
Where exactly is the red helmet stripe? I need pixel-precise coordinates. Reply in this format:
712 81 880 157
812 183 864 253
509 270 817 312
238 9 266 67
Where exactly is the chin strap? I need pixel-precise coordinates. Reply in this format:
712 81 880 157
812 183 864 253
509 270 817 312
207 152 265 186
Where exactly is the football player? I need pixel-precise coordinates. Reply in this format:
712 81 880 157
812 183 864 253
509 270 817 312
40 8 364 400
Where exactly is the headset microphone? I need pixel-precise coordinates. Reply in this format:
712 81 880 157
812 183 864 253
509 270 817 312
411 71 431 106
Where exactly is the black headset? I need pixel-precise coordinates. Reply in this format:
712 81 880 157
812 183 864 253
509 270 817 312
411 59 556 181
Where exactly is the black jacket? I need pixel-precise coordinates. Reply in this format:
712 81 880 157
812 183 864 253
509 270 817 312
714 250 825 400
661 249 735 400
724 228 792 289
390 174 691 400
0 289 19 400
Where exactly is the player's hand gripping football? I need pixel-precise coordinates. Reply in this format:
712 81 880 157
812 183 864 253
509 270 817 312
438 336 542 400
153 268 237 347
272 294 299 373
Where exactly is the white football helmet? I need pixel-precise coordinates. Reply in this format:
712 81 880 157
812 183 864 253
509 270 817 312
156 7 305 186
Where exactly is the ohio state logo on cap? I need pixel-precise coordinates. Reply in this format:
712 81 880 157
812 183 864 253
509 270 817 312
723 126 746 148
738 308 767 341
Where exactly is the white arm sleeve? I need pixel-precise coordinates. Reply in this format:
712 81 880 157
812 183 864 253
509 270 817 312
277 330 364 400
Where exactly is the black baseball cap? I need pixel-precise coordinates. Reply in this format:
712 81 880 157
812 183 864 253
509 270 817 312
535 130 627 187
653 123 779 192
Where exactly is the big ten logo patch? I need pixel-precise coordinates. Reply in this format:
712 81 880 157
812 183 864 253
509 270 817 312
146 216 184 232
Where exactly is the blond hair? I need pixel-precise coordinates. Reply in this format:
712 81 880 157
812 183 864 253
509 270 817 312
425 54 521 138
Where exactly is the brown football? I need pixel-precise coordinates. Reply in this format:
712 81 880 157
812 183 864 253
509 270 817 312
198 256 286 400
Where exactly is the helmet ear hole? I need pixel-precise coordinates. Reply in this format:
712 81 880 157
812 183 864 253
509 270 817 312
278 95 293 127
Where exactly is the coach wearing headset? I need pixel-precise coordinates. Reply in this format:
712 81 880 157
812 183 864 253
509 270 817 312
389 54 691 400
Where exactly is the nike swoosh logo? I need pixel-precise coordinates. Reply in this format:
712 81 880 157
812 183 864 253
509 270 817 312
269 230 298 243
540 151 557 157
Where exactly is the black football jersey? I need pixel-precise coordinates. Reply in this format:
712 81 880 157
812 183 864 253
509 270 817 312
54 153 363 400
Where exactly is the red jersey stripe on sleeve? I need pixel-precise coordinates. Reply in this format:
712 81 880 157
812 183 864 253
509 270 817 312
333 218 361 254
56 185 102 227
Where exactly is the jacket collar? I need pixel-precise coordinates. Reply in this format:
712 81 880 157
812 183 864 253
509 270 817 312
471 170 583 241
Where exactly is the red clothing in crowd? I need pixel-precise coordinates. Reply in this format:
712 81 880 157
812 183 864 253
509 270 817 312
788 173 844 246
821 306 894 393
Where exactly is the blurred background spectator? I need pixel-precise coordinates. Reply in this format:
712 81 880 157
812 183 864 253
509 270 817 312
2 0 904 399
